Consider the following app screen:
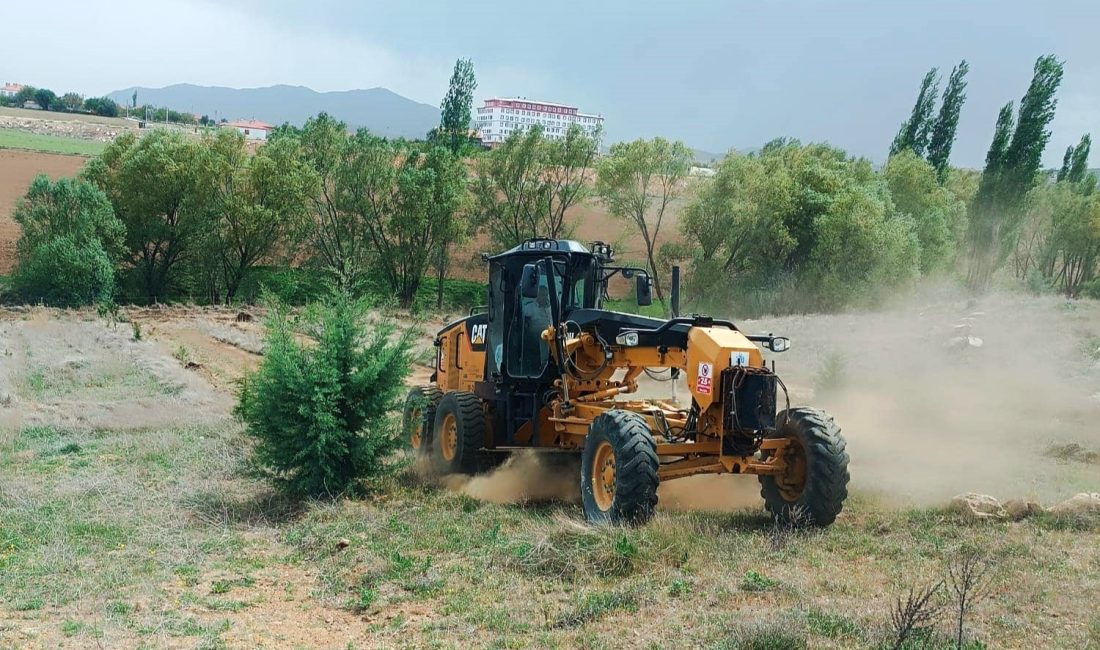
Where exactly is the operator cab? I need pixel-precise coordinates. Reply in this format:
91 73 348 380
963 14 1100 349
483 239 652 383
476 238 654 445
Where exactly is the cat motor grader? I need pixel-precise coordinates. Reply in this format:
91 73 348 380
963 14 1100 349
403 239 849 526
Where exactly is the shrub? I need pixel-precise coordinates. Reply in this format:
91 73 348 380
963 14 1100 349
10 175 125 306
13 235 114 306
236 292 412 497
1081 277 1100 300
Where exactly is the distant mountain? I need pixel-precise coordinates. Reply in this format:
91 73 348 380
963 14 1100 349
107 84 439 139
691 148 726 165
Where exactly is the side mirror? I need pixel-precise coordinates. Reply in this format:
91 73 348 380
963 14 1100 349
768 337 791 353
520 263 540 299
636 274 653 306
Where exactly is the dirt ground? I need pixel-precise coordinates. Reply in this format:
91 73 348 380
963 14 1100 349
0 150 90 273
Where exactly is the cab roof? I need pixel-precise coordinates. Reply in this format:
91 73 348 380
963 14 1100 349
488 239 591 261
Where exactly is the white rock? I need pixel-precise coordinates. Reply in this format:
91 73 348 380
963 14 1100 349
951 493 1005 520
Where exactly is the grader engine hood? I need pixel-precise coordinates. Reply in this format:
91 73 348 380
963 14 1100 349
685 327 763 410
686 326 779 437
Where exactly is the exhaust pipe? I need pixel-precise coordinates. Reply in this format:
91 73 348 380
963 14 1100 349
670 265 681 317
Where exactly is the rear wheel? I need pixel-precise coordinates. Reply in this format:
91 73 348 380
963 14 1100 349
580 410 659 525
431 391 487 475
403 386 443 454
759 408 849 526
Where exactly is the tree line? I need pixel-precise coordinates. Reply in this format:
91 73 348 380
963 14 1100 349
5 55 1098 316
0 85 123 118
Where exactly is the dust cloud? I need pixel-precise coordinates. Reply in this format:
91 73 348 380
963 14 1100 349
443 450 581 504
438 284 1100 510
744 283 1100 505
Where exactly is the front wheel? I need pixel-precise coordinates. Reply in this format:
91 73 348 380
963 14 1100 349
580 410 659 525
759 408 849 526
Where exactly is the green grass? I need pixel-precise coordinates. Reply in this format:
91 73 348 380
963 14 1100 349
0 128 107 156
2 414 1098 647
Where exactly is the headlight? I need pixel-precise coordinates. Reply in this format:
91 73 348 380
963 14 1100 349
769 337 790 353
615 331 639 347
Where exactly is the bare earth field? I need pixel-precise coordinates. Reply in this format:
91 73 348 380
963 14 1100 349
1 288 1098 649
0 150 90 273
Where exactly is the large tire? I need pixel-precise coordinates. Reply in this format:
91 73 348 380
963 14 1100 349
403 386 443 455
759 408 849 526
431 391 487 475
581 410 659 525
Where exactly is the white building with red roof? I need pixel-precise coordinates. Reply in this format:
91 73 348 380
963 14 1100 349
1 82 25 98
221 119 274 141
474 97 603 145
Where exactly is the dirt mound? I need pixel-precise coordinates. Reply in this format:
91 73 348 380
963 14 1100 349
0 310 231 432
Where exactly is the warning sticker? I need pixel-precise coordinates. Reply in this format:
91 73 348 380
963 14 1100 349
697 362 713 395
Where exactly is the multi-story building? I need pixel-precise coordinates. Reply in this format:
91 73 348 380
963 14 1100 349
1 82 25 98
474 97 603 145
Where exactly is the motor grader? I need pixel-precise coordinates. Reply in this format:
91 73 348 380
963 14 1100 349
403 239 849 526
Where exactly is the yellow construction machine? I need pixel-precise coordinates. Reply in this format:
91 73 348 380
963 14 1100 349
403 239 849 525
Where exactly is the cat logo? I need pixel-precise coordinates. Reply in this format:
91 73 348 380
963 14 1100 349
470 323 487 345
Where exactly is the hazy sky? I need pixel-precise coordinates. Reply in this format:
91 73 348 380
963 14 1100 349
3 0 1097 168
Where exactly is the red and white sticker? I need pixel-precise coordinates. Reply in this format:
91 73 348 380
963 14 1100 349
697 362 713 395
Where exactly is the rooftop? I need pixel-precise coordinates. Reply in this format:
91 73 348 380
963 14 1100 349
222 119 274 130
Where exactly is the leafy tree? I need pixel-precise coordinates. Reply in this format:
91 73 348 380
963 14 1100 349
59 92 84 112
338 135 467 307
967 55 1064 291
882 151 966 272
1022 181 1100 295
473 126 549 250
84 130 204 302
926 60 969 182
14 237 115 307
33 88 57 111
674 153 795 311
674 140 920 314
11 176 125 306
890 68 940 158
473 122 601 253
13 86 36 105
438 58 477 152
83 96 120 117
12 175 125 261
194 129 318 303
236 293 412 497
596 137 692 308
1057 134 1092 184
539 123 601 239
294 113 373 287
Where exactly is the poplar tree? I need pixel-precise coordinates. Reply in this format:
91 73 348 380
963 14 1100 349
889 68 940 158
439 58 477 153
1066 134 1092 184
966 55 1064 291
926 60 969 182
